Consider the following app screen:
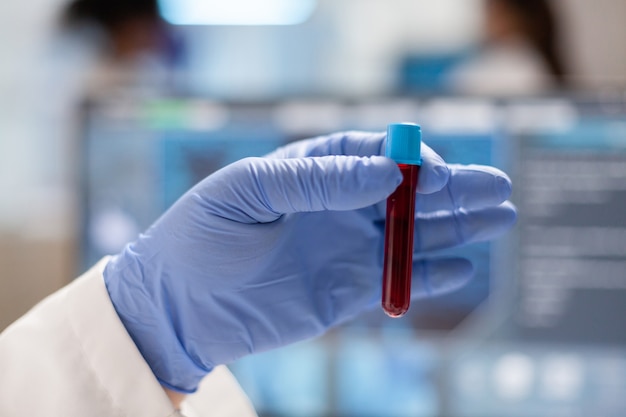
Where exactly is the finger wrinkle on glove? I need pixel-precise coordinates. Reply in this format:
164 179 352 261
445 172 467 244
421 260 433 297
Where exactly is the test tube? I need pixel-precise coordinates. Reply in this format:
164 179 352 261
382 123 422 318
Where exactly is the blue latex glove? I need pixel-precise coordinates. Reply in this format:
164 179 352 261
104 131 516 393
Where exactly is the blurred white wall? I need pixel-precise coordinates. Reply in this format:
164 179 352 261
183 0 483 98
0 0 74 235
558 0 626 88
177 0 626 98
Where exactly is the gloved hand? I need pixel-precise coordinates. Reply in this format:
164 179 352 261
104 131 516 393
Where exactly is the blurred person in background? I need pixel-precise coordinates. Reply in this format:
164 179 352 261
44 0 176 214
1 0 174 239
59 0 179 94
0 0 180 334
446 0 568 96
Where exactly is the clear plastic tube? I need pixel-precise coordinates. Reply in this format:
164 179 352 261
381 122 421 318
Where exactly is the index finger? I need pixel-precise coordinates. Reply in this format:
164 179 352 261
266 131 450 194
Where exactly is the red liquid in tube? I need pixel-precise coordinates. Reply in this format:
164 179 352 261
382 164 419 317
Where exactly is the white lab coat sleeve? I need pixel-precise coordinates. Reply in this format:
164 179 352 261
0 257 257 417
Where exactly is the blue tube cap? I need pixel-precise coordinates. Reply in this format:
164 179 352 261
385 123 422 165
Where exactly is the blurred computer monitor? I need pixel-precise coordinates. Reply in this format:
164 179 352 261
79 94 626 417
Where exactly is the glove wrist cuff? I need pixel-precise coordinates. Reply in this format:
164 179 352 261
103 251 211 393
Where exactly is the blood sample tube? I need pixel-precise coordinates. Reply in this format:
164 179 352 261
382 123 421 318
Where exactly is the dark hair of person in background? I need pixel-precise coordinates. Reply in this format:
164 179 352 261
487 0 568 85
61 0 164 58
62 0 160 32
